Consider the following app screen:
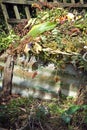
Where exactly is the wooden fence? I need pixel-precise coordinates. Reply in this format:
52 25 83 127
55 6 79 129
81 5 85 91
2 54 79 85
1 0 87 30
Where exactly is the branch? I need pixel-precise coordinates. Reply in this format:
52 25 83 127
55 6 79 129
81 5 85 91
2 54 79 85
43 48 80 56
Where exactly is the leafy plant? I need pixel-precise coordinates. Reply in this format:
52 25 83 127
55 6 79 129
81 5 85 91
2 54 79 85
0 30 19 53
61 105 87 124
19 7 87 71
48 102 64 115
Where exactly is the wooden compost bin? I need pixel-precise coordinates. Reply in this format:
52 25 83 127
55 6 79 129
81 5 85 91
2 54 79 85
0 0 87 99
0 61 86 100
9 63 87 100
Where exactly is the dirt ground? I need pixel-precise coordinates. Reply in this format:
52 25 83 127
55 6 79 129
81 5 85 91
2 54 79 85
0 94 87 130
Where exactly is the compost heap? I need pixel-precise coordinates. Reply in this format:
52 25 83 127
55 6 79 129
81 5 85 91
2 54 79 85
14 7 87 71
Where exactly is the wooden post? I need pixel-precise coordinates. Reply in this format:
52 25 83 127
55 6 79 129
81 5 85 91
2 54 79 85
2 55 14 96
63 0 66 3
25 6 31 20
80 0 84 4
1 3 12 30
13 5 21 19
71 0 75 4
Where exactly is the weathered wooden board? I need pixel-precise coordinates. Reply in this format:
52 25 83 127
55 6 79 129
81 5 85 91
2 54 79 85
0 61 86 100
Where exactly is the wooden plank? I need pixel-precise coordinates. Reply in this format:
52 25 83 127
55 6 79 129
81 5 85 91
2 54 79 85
24 6 31 19
0 0 2 4
53 0 58 2
60 3 87 8
80 0 84 4
71 0 75 4
39 0 47 1
1 3 12 30
2 0 33 5
13 5 21 19
63 0 66 3
1 0 87 7
7 18 27 24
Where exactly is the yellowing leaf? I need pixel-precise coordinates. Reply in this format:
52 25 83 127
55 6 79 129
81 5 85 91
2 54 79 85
33 43 42 54
24 44 30 53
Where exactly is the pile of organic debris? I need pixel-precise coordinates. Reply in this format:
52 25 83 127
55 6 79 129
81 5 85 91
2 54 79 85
14 6 87 72
0 5 87 130
13 6 87 108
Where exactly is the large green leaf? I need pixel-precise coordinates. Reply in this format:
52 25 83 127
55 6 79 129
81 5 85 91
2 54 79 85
81 105 87 110
65 105 80 115
61 105 87 124
27 21 57 38
61 105 80 124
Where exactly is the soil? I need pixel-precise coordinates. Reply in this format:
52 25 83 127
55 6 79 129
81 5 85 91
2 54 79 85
0 94 87 130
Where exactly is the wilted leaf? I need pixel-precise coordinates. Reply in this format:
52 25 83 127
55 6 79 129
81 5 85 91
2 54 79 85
25 18 36 28
33 42 42 53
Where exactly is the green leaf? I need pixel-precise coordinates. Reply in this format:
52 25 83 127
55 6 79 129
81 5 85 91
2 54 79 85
61 114 71 123
65 105 80 115
84 116 87 123
0 105 7 109
61 105 81 124
27 21 57 38
81 105 87 110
